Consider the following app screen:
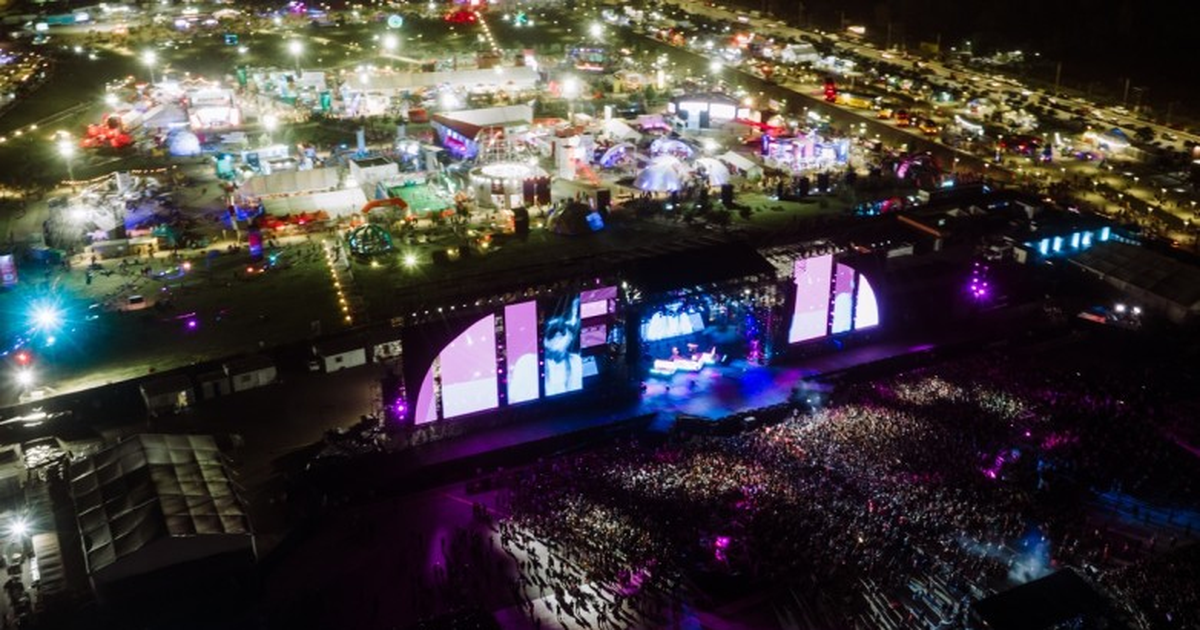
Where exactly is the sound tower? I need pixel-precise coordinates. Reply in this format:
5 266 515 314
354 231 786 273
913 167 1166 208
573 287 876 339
720 183 734 206
512 206 530 237
596 189 611 219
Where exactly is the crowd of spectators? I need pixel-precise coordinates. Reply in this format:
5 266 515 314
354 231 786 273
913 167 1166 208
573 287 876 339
497 351 1200 629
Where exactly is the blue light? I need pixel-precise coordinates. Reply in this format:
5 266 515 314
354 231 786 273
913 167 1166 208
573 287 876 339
1038 239 1049 256
30 302 64 332
1052 236 1063 252
1099 226 1111 241
1082 232 1092 248
1070 232 1081 249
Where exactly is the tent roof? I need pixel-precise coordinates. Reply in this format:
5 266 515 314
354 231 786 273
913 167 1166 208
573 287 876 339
1070 241 1200 311
431 104 533 139
620 242 775 293
719 150 759 172
262 188 367 217
241 167 340 197
142 103 188 128
601 118 640 141
69 434 251 576
361 66 538 92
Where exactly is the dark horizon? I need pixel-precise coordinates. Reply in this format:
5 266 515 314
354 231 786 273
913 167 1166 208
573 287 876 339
738 0 1196 119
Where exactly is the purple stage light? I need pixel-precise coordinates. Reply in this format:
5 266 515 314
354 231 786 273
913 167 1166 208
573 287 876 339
714 535 731 562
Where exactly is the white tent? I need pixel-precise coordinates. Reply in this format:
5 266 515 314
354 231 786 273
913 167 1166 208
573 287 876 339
650 137 695 158
598 142 639 168
141 103 189 130
240 166 341 198
601 118 640 142
719 150 759 173
693 157 731 187
634 156 687 192
262 188 368 217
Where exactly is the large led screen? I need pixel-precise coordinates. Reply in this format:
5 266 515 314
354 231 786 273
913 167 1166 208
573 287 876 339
543 296 583 397
579 285 618 319
642 302 705 342
854 275 880 330
440 315 499 419
830 263 856 334
788 254 833 343
504 301 540 405
581 324 608 349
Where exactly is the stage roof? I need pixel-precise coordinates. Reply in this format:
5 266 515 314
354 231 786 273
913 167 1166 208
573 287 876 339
972 570 1126 630
620 242 775 293
70 434 251 578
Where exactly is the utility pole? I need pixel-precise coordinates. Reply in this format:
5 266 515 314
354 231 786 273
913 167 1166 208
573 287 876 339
1053 61 1062 96
1166 101 1176 126
1122 77 1131 107
1133 87 1146 114
885 22 892 49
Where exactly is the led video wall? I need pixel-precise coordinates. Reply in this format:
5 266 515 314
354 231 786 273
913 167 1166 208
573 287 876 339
788 254 879 344
412 286 620 424
543 296 583 397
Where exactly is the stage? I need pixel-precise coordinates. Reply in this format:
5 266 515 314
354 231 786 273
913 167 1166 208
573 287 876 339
358 335 948 490
634 337 938 421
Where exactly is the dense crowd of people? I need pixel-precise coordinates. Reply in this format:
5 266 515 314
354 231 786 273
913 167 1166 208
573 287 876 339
497 351 1200 629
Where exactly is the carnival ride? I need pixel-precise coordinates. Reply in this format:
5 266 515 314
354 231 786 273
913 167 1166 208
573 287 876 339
346 223 394 257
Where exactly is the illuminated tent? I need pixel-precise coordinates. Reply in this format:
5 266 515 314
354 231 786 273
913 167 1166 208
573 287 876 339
649 137 695 159
598 142 638 168
634 156 687 192
693 157 731 187
636 114 672 132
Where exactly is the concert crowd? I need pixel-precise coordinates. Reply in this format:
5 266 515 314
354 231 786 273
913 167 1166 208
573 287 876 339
496 352 1200 629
